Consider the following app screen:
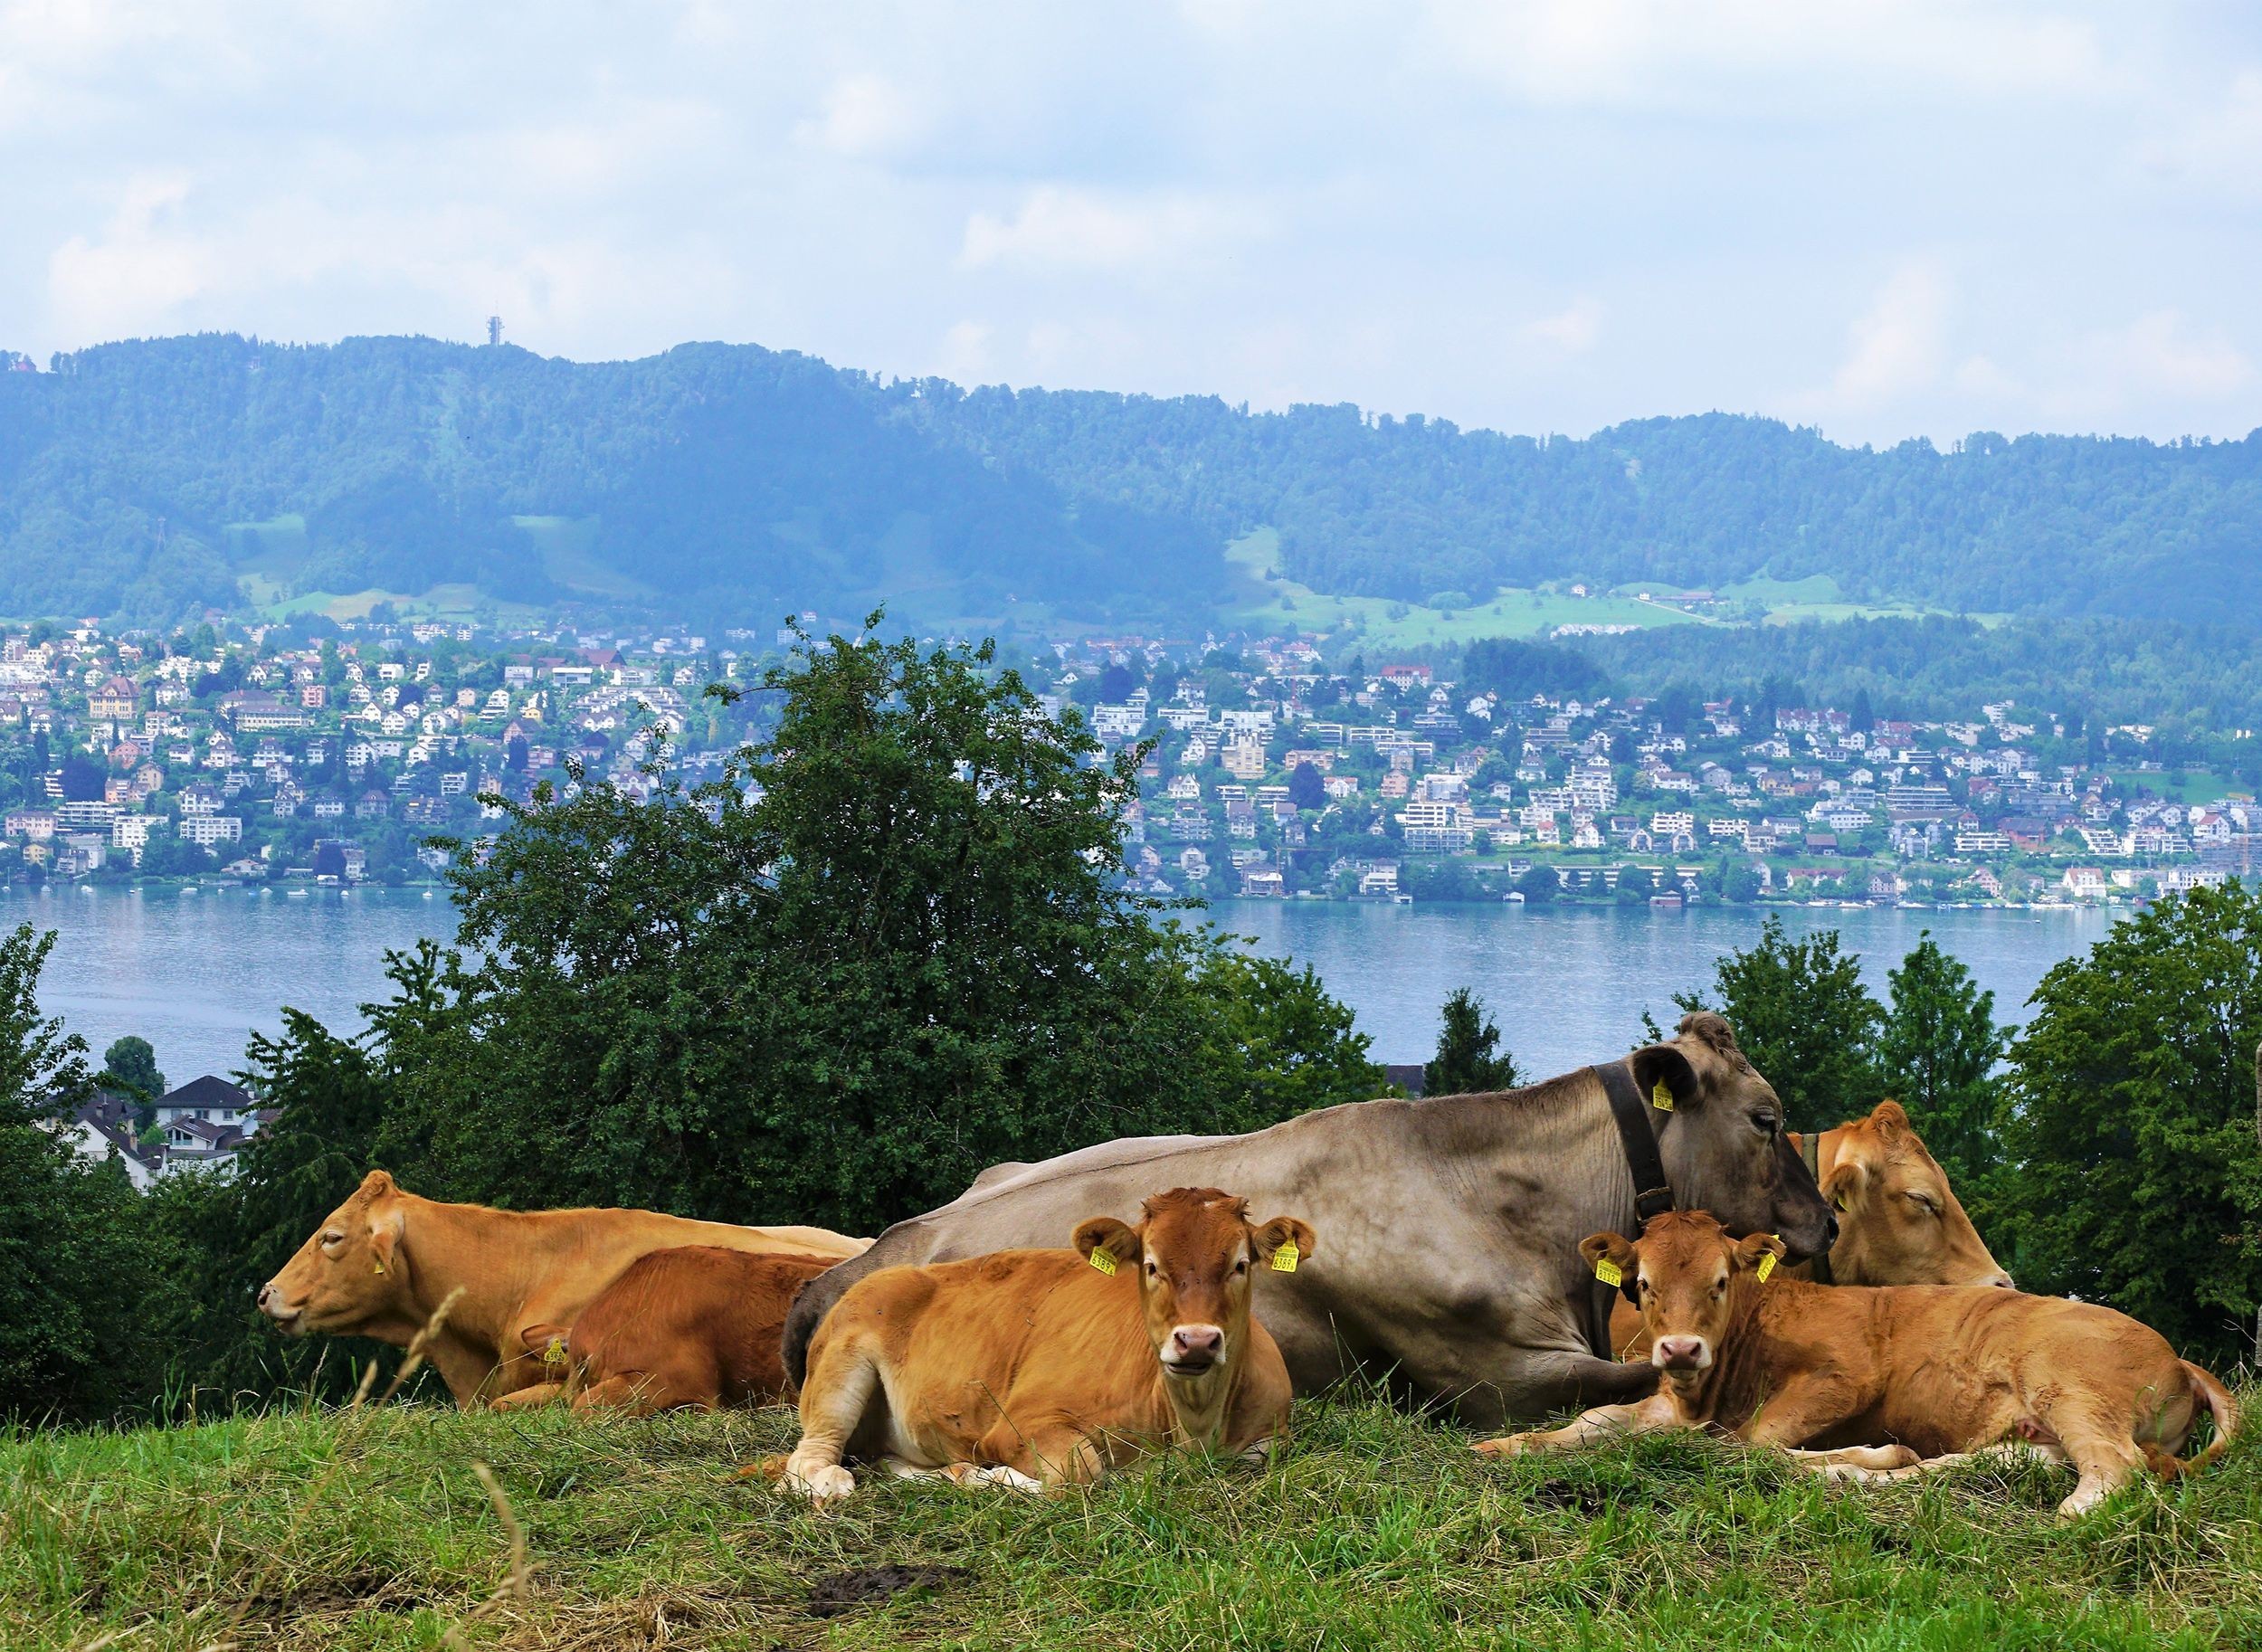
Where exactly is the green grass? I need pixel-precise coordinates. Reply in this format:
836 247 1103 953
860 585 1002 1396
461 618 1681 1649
2105 769 2240 806
5 1394 2256 1649
1223 530 1705 646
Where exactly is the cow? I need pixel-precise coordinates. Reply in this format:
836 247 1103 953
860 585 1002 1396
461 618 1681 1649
1607 1099 2011 1357
783 1012 1837 1430
489 1247 836 1415
256 1170 868 1407
780 1187 1312 1502
1476 1210 2239 1520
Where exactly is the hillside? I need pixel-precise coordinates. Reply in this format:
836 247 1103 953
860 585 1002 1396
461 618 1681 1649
3 334 2259 631
6 1397 2256 1649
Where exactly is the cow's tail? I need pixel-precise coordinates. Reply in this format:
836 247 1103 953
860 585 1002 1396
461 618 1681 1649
781 1230 907 1387
2163 1360 2240 1477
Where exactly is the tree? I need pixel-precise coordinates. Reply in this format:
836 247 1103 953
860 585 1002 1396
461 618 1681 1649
1424 987 1519 1096
369 619 1384 1239
1288 760 1326 812
58 755 105 802
0 924 168 1421
1676 916 1882 1134
1516 863 1560 904
1991 881 2261 1364
99 1035 166 1128
1875 933 2008 1192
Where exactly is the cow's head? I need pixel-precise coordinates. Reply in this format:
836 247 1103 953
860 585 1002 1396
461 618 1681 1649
1074 1187 1316 1381
1583 1210 1782 1378
256 1169 414 1338
1630 1012 1835 1261
1815 1101 2013 1288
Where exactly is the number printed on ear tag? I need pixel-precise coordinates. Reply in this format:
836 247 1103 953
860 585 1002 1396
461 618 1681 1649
1756 1251 1778 1284
543 1336 567 1367
1594 1257 1623 1288
1088 1248 1117 1277
1650 1079 1674 1111
1272 1243 1299 1273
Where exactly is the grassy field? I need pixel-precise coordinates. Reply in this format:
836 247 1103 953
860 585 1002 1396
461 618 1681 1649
5 1392 2255 1650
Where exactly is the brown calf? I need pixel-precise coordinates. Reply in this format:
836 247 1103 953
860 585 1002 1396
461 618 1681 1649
1480 1210 2237 1519
1608 1099 2012 1357
489 1247 837 1415
783 1187 1315 1502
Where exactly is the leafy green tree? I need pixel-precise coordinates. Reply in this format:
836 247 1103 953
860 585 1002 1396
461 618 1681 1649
366 621 1384 1238
100 1035 166 1128
1875 932 2009 1191
1288 760 1326 812
1424 987 1519 1096
0 924 168 1422
1992 882 2262 1364
1516 863 1560 904
1676 916 1882 1134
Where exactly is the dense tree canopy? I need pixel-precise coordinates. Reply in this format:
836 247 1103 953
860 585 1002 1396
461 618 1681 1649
1991 881 2262 1364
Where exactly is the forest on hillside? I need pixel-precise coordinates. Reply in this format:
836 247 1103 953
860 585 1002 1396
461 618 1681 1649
2 333 2258 631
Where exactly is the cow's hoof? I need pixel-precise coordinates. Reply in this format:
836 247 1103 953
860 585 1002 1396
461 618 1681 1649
788 1463 856 1505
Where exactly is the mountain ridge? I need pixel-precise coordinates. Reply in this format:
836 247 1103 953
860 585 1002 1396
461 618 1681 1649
3 332 2257 631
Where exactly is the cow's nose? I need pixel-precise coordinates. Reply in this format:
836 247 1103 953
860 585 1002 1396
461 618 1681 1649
1989 1272 2017 1290
1654 1336 1707 1370
1823 1212 1840 1249
1170 1326 1223 1360
256 1284 271 1309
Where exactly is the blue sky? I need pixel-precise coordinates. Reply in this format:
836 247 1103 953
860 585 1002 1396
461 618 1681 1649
3 1 2257 445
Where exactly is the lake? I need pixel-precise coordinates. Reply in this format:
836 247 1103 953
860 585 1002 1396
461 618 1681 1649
7 887 2116 1087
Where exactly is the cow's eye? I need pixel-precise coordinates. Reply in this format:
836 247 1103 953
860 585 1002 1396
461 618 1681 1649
1752 1113 1778 1136
1906 1192 1940 1216
320 1230 344 1249
1145 1260 1159 1277
1234 1258 1248 1274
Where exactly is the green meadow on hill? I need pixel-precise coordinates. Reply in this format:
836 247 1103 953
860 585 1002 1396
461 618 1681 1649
5 1394 2256 1650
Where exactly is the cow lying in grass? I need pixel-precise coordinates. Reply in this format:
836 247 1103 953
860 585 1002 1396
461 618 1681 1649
1608 1100 2012 1359
1477 1210 2238 1520
489 1247 837 1415
256 1170 868 1406
780 1187 1314 1502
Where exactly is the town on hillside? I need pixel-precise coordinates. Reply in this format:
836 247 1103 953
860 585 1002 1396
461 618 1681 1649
0 613 2253 908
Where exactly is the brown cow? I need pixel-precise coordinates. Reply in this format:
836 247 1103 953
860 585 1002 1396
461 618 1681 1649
1608 1100 2011 1357
256 1171 867 1406
491 1247 835 1415
1477 1211 2238 1519
782 1187 1314 1502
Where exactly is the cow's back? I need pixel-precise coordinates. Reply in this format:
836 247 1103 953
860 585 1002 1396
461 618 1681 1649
572 1246 835 1405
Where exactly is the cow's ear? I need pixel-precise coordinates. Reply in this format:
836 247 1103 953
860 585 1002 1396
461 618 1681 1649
1580 1232 1640 1304
1734 1232 1788 1273
1819 1157 1865 1213
367 1206 404 1277
1631 1044 1700 1111
1074 1217 1139 1270
1868 1099 1911 1138
359 1168 396 1196
1252 1216 1316 1266
519 1323 569 1353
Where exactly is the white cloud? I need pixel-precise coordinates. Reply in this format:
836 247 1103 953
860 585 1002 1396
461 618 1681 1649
46 170 211 338
2134 68 2262 196
958 186 1244 273
1829 259 1953 407
794 72 926 160
2078 309 2252 404
1425 0 2113 112
1521 296 1604 355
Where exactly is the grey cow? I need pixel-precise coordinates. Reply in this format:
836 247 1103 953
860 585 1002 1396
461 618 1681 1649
784 1013 1837 1429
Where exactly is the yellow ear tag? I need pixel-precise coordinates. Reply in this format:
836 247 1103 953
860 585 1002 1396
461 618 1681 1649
1650 1079 1674 1111
1594 1257 1623 1288
542 1336 567 1368
1088 1248 1117 1277
1271 1243 1299 1273
1755 1251 1778 1284
373 1260 386 1277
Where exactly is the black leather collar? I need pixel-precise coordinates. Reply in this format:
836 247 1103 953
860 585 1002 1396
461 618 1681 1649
1595 1061 1675 1228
